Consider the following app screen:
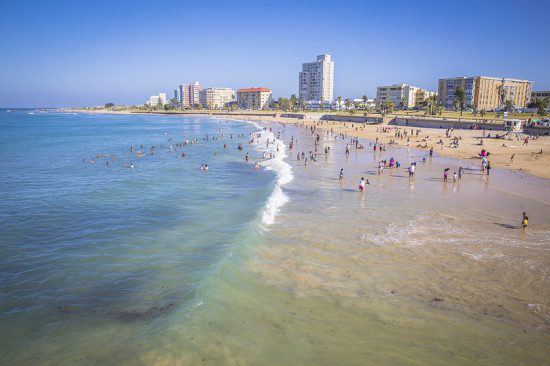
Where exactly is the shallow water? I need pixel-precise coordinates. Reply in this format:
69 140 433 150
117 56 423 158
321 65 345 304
1 111 549 365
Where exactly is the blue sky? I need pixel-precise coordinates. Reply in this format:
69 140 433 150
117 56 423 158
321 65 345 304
1 0 549 107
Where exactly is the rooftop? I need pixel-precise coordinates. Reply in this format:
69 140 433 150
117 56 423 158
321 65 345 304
237 87 271 93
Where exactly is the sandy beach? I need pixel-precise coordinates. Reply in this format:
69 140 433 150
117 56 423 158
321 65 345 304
240 115 550 179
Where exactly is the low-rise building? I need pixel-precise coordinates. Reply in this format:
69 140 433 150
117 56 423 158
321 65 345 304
236 87 272 110
199 87 235 109
376 84 433 109
437 76 532 111
146 93 167 107
531 90 550 103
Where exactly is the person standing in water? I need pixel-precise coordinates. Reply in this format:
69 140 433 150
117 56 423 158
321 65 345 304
339 169 344 180
359 177 367 191
522 212 529 229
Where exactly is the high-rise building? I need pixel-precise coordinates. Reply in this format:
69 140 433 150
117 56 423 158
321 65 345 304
199 87 235 109
376 84 434 109
299 54 334 102
437 76 532 111
236 88 272 110
177 82 201 107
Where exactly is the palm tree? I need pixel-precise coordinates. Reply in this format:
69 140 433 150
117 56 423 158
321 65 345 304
290 94 297 111
400 97 407 110
504 99 514 112
344 98 351 111
337 96 342 111
454 87 466 116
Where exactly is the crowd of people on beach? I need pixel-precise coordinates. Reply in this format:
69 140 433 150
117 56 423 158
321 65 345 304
81 117 532 229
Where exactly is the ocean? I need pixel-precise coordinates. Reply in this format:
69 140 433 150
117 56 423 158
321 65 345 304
1 110 549 365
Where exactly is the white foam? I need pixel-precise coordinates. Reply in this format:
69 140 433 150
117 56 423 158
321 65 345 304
228 119 294 226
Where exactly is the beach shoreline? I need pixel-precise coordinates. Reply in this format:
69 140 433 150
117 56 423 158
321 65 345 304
67 108 550 180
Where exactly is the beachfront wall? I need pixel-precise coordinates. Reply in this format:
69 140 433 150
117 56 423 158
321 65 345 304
525 126 550 136
320 114 383 124
280 113 306 119
391 116 506 131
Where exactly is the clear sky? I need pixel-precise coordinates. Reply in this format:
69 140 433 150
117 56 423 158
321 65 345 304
1 0 549 107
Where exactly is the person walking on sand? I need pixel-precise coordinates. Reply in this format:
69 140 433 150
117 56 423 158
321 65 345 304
458 166 464 180
510 154 515 164
443 168 449 182
339 169 344 181
522 212 529 229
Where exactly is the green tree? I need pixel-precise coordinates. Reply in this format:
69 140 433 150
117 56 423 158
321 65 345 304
337 96 342 110
400 97 407 110
104 103 114 109
504 99 514 112
454 87 466 116
290 94 297 111
535 97 549 116
362 95 368 110
344 98 351 111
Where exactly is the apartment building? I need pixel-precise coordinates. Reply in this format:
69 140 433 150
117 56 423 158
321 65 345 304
177 81 201 107
199 87 235 109
376 84 433 109
437 76 532 110
236 88 272 110
299 54 334 102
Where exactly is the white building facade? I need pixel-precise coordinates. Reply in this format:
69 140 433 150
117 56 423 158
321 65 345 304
299 54 334 102
199 87 235 109
146 93 168 107
376 84 433 109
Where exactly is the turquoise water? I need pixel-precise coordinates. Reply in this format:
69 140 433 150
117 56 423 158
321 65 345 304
0 110 280 364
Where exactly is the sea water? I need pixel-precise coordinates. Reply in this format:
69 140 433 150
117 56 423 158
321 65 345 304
1 110 549 365
0 110 290 364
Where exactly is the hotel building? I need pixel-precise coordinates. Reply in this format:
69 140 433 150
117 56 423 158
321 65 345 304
199 87 235 109
437 76 532 110
299 54 334 102
376 84 434 109
236 88 272 110
177 81 201 107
